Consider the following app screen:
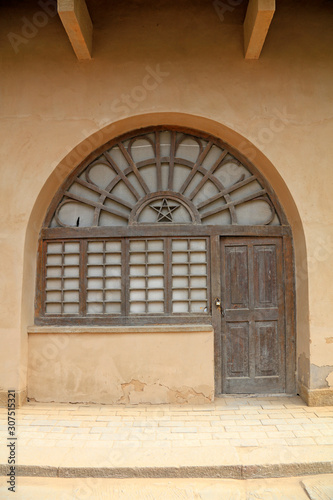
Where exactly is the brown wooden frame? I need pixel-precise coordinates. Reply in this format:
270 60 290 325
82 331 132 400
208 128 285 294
34 126 296 393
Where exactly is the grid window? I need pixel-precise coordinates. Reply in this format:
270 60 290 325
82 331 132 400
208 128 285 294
41 237 209 320
171 239 208 313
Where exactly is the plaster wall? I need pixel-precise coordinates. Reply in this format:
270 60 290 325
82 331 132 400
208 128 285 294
27 329 214 404
0 0 333 404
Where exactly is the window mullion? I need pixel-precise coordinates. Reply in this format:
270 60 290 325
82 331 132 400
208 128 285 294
122 238 129 316
165 237 172 314
79 239 87 316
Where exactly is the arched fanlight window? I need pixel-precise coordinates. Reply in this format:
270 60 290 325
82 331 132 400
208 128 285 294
36 127 286 325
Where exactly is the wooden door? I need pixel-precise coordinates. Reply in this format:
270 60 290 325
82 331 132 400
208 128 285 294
219 237 286 394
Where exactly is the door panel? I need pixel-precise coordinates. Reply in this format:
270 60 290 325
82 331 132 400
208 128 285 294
220 237 285 394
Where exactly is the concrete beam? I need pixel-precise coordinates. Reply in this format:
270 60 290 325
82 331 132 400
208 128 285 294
58 0 92 60
244 0 275 60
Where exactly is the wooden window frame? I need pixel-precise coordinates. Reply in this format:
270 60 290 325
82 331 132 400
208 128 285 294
35 224 291 326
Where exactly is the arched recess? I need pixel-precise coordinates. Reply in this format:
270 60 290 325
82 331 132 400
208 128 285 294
22 114 309 396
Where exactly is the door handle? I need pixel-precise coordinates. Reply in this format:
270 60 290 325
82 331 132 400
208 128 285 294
215 298 225 317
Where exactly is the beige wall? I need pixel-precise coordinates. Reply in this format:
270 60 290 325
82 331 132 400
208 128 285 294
1 0 333 404
27 328 214 404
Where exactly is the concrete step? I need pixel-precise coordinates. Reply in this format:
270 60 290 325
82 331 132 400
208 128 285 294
1 444 333 479
1 475 333 500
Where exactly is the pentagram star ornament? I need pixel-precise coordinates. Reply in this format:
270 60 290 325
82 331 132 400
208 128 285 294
150 198 180 222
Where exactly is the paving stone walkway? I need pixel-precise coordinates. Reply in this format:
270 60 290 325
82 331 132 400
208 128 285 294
0 396 332 482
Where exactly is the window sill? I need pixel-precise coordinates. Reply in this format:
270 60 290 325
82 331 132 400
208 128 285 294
28 325 214 334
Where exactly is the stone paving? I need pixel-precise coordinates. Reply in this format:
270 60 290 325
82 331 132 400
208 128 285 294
0 395 333 480
3 396 333 449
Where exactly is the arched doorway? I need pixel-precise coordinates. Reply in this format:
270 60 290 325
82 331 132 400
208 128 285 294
35 126 295 395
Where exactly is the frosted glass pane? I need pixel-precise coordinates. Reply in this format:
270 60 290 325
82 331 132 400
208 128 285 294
192 180 219 205
105 253 121 265
87 278 103 289
236 200 274 225
202 211 231 226
173 276 188 288
191 302 207 313
68 183 100 203
191 289 207 300
47 267 62 278
46 291 61 302
86 162 116 188
130 265 145 276
176 137 201 163
172 252 188 263
64 254 80 266
64 303 79 314
229 180 262 202
106 147 129 172
105 303 121 314
159 131 171 158
148 302 164 313
201 145 225 170
58 202 94 227
190 264 206 275
147 253 163 264
87 266 103 277
130 290 145 301
130 302 145 313
88 242 104 253
190 276 207 288
64 290 79 302
46 279 61 290
173 164 192 192
87 303 103 314
173 289 188 300
127 173 146 198
105 277 121 289
214 161 250 188
190 240 206 251
46 303 61 314
172 264 188 275
100 211 128 226
147 277 163 289
130 277 146 289
130 253 146 264
130 241 145 252
87 290 103 302
190 252 206 263
64 267 79 277
139 165 157 193
88 254 104 265
106 241 121 252
161 164 169 191
105 265 121 277
130 139 155 163
66 242 80 253
173 302 189 313
110 182 137 205
47 255 62 266
47 243 62 254
148 265 164 276
172 240 188 251
147 240 164 251
105 290 121 301
64 278 79 290
148 290 163 301
183 172 204 198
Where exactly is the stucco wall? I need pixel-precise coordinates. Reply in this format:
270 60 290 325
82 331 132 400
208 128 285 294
27 328 214 404
1 0 333 404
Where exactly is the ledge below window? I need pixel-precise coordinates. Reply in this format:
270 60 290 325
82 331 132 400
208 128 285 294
28 325 214 334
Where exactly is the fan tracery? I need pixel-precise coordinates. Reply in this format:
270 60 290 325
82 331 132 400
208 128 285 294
48 129 281 228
